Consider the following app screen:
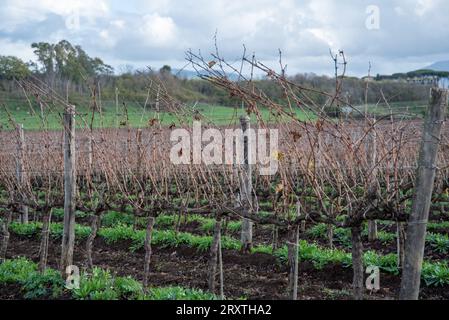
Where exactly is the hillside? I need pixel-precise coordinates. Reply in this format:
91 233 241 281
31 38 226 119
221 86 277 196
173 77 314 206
426 60 449 72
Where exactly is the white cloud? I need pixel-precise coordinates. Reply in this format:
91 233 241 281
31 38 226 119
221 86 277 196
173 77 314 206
414 0 438 16
98 29 117 48
34 0 108 17
1 0 449 76
0 38 35 61
0 0 109 32
111 20 125 29
139 13 178 47
394 6 406 16
307 28 339 52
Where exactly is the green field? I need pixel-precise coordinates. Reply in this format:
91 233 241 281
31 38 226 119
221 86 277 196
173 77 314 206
355 100 429 118
0 99 314 130
1 97 432 131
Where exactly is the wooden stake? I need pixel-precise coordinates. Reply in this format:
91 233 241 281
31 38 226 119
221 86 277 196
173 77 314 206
366 118 378 241
400 88 448 300
15 124 28 224
208 215 222 292
351 224 364 300
136 129 143 179
39 208 52 272
87 135 93 174
143 215 155 289
0 211 12 262
60 105 76 273
115 87 119 128
218 231 224 299
287 225 300 300
240 115 253 252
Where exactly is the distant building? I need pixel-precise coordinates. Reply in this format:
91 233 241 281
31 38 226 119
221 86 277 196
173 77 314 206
406 75 439 85
375 69 449 85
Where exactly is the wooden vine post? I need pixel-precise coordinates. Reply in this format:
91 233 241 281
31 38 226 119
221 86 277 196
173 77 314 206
208 212 222 294
87 135 93 174
136 129 143 179
366 118 378 241
400 88 448 300
218 226 224 299
15 123 29 224
39 206 52 272
351 223 364 300
0 211 12 262
364 65 377 241
143 214 156 290
287 201 300 300
240 115 253 252
60 105 77 273
115 87 119 127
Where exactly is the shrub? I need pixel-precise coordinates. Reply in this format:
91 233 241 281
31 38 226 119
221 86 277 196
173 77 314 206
23 269 65 299
142 286 216 300
422 262 449 286
10 222 40 237
73 268 118 300
427 233 449 254
102 211 135 227
0 257 37 283
114 276 143 299
1 258 217 300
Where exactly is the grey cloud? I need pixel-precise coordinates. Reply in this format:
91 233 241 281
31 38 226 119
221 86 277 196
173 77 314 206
0 0 448 76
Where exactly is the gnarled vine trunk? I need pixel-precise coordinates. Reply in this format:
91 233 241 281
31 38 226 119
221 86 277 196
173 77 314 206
397 222 406 269
86 212 103 269
0 211 13 262
287 225 300 300
208 215 222 293
39 208 52 272
351 224 364 300
143 215 155 289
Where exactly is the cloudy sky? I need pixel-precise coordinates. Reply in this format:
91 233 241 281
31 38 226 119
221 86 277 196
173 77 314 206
0 0 448 77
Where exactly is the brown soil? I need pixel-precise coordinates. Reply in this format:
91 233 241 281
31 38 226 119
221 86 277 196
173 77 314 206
2 233 448 300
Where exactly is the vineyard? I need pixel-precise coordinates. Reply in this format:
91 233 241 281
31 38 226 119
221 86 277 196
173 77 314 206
1 53 449 301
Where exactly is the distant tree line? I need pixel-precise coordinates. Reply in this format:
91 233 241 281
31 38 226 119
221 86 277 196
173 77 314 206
375 69 449 81
30 40 113 82
0 39 432 108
